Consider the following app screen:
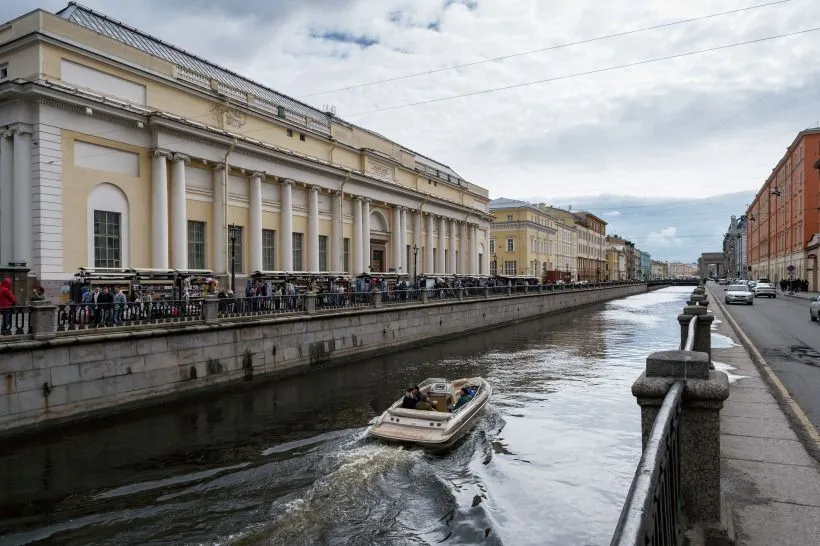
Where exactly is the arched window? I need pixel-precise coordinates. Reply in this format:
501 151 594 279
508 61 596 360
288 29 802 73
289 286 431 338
87 183 130 268
370 210 390 234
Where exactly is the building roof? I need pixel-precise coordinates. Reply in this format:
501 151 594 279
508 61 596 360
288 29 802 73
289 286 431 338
56 2 332 131
489 197 533 210
55 3 467 184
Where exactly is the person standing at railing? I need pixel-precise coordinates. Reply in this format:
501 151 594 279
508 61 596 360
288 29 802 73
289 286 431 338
113 287 127 325
0 277 16 334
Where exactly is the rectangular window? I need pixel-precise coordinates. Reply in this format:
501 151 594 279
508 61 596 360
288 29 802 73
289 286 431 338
319 235 328 271
93 210 121 268
343 238 350 272
489 239 496 253
479 253 484 274
262 229 276 271
506 238 514 252
187 220 206 269
507 215 513 221
503 260 517 276
490 255 497 276
230 226 244 273
292 232 304 271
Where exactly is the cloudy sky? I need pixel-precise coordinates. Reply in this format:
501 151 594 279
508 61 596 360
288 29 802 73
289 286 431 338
3 0 818 260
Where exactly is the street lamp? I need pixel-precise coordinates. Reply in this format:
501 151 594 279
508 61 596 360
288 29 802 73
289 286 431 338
228 223 238 293
412 244 419 288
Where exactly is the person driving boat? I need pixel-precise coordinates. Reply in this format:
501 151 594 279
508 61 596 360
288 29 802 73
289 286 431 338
451 387 473 411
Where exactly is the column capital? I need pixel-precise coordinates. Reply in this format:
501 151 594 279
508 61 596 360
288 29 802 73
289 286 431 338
309 184 321 193
213 162 226 171
354 195 364 202
281 178 295 186
8 123 33 137
250 171 266 180
152 148 173 159
172 153 191 164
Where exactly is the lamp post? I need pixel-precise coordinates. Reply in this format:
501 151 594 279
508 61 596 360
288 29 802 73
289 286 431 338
228 223 238 293
412 244 419 288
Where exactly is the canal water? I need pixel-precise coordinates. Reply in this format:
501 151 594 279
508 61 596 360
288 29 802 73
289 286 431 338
0 287 692 546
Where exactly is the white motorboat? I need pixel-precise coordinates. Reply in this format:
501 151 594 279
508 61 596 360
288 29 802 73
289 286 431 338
367 377 492 450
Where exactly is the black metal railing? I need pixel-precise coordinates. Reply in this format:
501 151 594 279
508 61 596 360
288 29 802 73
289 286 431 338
0 306 30 336
56 300 202 331
381 289 422 305
611 381 684 546
218 295 304 317
316 292 372 310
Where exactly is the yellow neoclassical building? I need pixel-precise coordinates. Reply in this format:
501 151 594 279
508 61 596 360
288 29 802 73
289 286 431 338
0 4 492 288
488 198 558 278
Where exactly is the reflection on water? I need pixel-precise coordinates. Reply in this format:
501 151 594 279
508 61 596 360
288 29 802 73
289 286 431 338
0 287 692 546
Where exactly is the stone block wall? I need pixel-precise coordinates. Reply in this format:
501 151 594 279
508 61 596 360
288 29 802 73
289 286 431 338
0 284 645 436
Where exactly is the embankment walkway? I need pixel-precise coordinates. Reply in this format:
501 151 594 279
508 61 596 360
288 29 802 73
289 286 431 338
708 286 820 545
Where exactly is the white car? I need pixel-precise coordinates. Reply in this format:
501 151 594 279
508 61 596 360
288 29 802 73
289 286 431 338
725 284 754 305
754 282 776 298
810 296 820 321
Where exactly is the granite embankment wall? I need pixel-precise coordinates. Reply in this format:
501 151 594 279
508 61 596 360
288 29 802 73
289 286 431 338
1 284 645 436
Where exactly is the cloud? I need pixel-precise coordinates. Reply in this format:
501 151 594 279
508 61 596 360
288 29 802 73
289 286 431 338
646 227 682 248
1 1 815 203
604 211 621 217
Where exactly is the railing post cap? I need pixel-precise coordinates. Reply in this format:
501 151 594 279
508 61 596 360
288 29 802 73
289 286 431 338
646 349 710 379
682 305 707 315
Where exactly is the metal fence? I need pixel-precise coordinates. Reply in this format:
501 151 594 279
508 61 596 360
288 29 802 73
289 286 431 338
611 313 697 545
56 300 202 331
0 306 30 337
218 295 304 317
611 381 684 546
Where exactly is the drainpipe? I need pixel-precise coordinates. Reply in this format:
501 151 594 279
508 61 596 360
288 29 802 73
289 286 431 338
223 138 237 274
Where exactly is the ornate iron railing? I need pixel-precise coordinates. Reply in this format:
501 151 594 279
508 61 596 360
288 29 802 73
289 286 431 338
0 306 30 336
381 289 422 305
218 295 304 317
316 292 372 310
56 300 202 331
611 381 684 546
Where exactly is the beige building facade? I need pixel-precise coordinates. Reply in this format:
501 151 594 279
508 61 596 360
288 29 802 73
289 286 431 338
488 198 557 277
0 5 492 287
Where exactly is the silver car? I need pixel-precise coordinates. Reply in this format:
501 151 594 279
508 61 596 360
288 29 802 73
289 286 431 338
810 296 820 321
754 282 776 298
725 284 754 305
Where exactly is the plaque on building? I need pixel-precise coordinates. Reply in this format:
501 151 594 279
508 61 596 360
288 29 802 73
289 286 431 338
365 157 395 181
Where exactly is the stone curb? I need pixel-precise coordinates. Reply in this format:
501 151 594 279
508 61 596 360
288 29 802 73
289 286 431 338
707 285 820 463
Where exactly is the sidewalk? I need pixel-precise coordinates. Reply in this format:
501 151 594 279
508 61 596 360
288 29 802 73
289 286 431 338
707 292 820 545
780 290 818 301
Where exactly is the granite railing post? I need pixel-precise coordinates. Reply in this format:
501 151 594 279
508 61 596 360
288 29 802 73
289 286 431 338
30 300 57 340
422 290 430 303
304 293 317 315
482 286 490 299
202 295 219 323
457 288 464 301
372 292 383 308
524 284 529 294
631 350 732 544
506 285 512 296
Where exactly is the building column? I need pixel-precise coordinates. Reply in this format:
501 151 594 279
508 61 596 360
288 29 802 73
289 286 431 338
449 219 457 274
212 164 226 273
280 179 293 271
249 172 264 273
362 198 371 272
438 216 446 274
0 131 13 265
11 126 32 266
461 222 470 274
308 185 320 272
482 229 490 275
352 197 363 274
393 206 402 273
331 191 342 272
470 224 478 275
414 210 422 277
151 150 170 269
170 154 189 270
426 213 434 274
400 207 408 274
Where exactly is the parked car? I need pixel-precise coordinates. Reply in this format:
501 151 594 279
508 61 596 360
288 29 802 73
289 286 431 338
725 284 754 305
754 282 776 298
810 296 820 321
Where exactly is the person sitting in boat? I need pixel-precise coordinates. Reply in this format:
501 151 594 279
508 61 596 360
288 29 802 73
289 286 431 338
451 387 473 411
401 387 418 409
412 385 435 411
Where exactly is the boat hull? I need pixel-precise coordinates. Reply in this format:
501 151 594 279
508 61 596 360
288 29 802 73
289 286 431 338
367 377 491 450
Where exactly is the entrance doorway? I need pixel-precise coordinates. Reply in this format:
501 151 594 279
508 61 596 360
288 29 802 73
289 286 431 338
371 243 386 272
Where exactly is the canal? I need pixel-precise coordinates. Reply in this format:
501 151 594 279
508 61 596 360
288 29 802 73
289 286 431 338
0 286 691 546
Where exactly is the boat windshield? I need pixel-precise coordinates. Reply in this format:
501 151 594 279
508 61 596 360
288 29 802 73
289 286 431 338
418 378 449 388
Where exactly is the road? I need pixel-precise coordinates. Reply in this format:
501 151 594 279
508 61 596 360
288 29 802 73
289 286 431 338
711 283 820 432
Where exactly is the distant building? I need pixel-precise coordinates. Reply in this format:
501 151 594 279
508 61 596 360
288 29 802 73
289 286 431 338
723 215 748 279
668 262 698 278
606 245 626 281
537 204 578 281
489 198 558 278
650 259 668 278
747 128 820 288
640 251 651 280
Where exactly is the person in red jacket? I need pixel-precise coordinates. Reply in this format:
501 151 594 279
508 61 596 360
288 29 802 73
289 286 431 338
0 277 16 334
